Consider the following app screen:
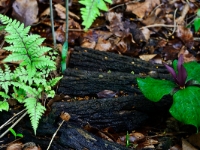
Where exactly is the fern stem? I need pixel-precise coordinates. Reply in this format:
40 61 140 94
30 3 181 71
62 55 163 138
49 0 57 49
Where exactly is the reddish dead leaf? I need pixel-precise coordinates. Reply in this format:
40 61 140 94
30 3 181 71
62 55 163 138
97 90 118 98
176 26 193 49
55 26 65 43
126 0 160 18
0 0 9 7
182 139 198 150
12 0 38 26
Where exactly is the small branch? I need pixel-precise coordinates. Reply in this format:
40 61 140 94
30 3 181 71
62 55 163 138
140 24 183 29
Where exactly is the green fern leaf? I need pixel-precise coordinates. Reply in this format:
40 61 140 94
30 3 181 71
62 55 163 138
79 0 112 29
0 101 9 111
24 97 46 134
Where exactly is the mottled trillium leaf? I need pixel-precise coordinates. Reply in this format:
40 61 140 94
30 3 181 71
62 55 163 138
137 77 176 102
170 86 200 131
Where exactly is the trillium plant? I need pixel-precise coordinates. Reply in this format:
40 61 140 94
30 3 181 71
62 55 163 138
137 54 200 131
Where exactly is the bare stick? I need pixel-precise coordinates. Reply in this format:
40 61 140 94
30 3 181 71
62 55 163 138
46 120 65 150
0 111 27 138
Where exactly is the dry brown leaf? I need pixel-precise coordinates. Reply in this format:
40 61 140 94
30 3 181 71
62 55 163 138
55 26 65 43
0 0 9 7
40 7 50 17
54 4 80 20
12 0 38 26
182 139 198 150
126 0 160 18
176 26 193 48
106 12 124 37
188 132 200 148
95 37 112 51
178 47 196 62
6 143 22 150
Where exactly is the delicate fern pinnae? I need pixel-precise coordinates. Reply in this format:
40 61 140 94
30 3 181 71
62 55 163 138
24 97 46 135
79 0 112 30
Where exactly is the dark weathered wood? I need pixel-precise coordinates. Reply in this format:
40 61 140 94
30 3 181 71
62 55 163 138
58 68 171 96
50 95 172 132
69 46 168 74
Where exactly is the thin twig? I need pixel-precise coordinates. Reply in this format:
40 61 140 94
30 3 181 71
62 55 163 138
65 0 69 42
0 111 28 138
0 109 26 130
170 8 178 35
140 24 183 29
46 120 65 150
49 0 57 49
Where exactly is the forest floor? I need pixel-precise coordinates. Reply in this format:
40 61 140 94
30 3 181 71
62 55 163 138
1 0 200 149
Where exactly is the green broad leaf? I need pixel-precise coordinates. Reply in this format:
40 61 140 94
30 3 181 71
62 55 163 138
194 18 200 32
172 60 178 73
137 77 176 102
0 101 9 111
170 86 200 130
197 9 200 17
184 61 200 83
9 128 17 138
61 41 68 73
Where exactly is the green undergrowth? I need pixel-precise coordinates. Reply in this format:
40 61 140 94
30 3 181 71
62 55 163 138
0 15 62 134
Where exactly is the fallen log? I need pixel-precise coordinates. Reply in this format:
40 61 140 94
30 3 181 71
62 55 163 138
69 46 168 74
58 68 171 96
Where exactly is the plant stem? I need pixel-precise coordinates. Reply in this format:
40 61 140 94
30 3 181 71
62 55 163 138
49 0 57 49
65 0 69 42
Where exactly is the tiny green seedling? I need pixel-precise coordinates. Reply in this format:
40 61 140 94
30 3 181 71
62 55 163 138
126 131 130 147
9 128 23 139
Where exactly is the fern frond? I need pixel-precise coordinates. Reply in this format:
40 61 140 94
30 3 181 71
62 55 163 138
24 97 46 135
79 0 112 29
0 101 9 112
0 65 13 93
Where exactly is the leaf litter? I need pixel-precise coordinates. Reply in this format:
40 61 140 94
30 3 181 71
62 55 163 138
1 0 200 149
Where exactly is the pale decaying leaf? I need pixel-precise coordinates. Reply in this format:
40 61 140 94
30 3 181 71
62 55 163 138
182 139 198 150
141 27 150 41
95 37 112 51
139 54 157 61
126 0 160 18
54 4 80 20
12 0 39 26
